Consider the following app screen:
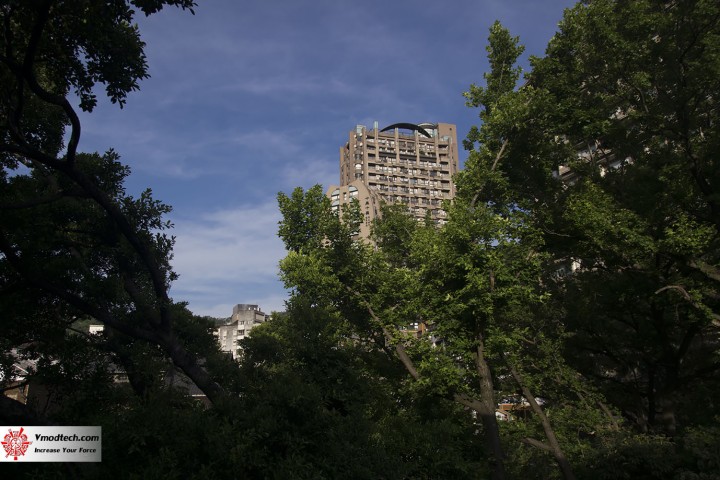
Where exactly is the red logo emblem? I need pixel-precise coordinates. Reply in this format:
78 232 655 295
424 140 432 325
2 428 32 460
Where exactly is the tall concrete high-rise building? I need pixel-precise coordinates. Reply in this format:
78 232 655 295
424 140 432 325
327 122 459 239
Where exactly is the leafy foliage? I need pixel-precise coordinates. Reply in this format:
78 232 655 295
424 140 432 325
0 0 232 414
455 1 720 477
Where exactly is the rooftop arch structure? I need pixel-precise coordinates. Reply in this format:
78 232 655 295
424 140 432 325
380 122 433 138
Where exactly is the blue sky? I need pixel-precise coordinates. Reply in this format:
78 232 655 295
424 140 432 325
75 0 577 317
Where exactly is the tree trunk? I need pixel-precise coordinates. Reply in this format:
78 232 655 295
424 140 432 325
359 293 506 478
508 363 576 480
159 331 225 405
657 390 677 436
475 333 507 480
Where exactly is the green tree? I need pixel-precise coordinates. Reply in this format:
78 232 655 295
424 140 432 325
480 0 720 437
232 302 486 479
458 1 720 478
276 180 591 480
441 20 613 479
276 188 501 478
0 0 230 419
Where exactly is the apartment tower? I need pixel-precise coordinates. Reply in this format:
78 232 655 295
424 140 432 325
328 122 459 239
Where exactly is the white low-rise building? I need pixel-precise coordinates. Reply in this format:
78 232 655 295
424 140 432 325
216 304 269 360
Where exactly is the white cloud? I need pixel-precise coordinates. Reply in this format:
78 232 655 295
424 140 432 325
195 290 289 318
279 156 338 191
169 201 289 317
214 75 353 97
224 129 303 157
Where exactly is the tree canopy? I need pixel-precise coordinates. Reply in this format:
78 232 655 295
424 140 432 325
0 0 233 409
484 0 720 439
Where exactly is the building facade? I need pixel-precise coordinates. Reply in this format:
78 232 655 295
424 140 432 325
327 180 380 240
327 122 459 238
216 304 268 359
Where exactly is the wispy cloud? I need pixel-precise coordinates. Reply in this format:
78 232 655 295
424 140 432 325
214 75 353 96
169 201 288 316
279 156 338 191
